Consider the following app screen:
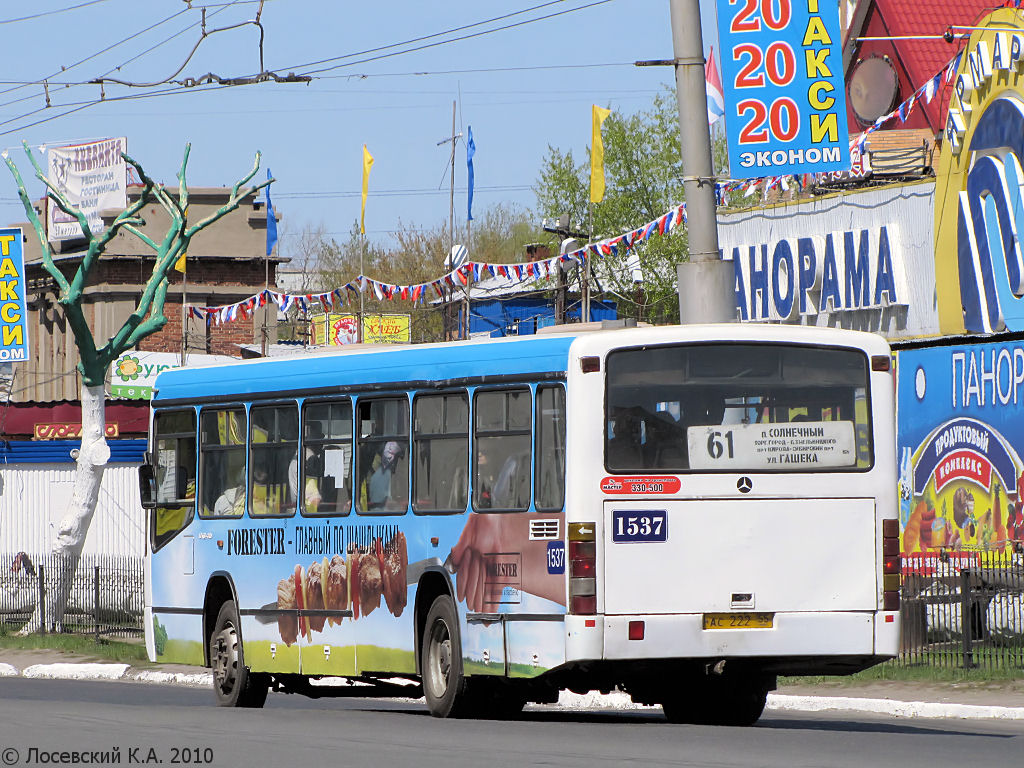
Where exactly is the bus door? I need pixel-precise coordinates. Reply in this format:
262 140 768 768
468 385 568 679
601 343 878 621
148 409 200 665
213 403 303 676
298 399 357 678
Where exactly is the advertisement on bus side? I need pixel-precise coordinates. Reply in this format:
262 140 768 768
150 511 567 677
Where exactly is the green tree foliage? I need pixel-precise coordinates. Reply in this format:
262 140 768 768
533 90 689 324
286 203 545 343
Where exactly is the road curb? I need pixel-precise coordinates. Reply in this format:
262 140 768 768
766 693 1024 721
5 663 1024 721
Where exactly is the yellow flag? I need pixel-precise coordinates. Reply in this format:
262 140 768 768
361 145 374 235
589 105 612 203
173 205 189 272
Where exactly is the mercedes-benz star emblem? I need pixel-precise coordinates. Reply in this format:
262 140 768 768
737 477 753 493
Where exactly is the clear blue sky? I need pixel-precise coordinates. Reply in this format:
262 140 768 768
0 0 720 260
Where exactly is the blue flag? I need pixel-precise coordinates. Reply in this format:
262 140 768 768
466 126 475 222
265 167 278 257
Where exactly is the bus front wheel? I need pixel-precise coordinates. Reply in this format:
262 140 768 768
210 600 269 708
421 595 470 717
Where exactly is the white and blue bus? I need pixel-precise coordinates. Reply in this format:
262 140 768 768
141 323 899 724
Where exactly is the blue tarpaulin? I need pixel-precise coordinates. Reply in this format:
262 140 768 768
0 439 146 464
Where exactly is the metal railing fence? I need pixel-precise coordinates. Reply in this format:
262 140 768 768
1 552 144 639
898 549 1024 670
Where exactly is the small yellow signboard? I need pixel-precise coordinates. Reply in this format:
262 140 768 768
310 313 410 346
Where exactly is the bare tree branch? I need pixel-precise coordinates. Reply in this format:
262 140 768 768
121 225 159 250
188 151 271 236
2 152 72 296
21 142 95 243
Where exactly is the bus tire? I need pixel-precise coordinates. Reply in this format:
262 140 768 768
421 594 470 718
210 600 268 708
662 679 767 727
466 679 526 719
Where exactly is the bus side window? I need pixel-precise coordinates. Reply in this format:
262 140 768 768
302 399 353 516
152 409 197 552
413 392 469 514
199 408 247 519
356 397 410 514
474 388 532 512
535 385 565 511
249 403 299 518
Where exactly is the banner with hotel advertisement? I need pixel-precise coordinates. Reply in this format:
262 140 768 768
46 137 127 242
895 341 1024 567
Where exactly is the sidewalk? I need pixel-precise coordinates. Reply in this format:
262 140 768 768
3 648 1024 721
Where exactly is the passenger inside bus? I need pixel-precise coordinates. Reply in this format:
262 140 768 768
607 409 644 470
251 462 287 516
213 467 245 517
364 440 404 509
291 424 325 513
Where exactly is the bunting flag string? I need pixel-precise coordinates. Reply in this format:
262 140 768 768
185 45 969 327
187 202 689 324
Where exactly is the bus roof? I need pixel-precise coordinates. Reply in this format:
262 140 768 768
151 334 578 404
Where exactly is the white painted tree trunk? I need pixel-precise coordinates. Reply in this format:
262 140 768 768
17 383 110 634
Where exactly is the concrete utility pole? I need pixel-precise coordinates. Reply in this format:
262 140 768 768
669 0 735 324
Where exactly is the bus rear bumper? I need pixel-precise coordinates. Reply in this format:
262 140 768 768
567 611 898 668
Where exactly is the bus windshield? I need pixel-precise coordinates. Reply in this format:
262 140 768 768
605 342 872 473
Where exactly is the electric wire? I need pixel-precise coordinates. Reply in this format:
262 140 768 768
0 0 116 26
292 1 616 78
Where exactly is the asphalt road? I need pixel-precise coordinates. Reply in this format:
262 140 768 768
1 679 1022 768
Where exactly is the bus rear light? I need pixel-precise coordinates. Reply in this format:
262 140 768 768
568 522 596 615
571 595 597 614
569 540 595 559
871 355 891 372
881 518 901 610
628 620 645 640
571 557 595 578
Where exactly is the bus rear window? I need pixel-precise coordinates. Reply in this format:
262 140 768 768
605 343 872 473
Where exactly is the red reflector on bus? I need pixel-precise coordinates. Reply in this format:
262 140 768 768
580 356 600 373
585 619 596 628
628 621 645 640
871 355 891 372
885 614 895 623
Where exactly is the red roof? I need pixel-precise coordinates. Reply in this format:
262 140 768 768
844 0 997 133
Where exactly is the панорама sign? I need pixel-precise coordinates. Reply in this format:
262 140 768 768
0 228 29 362
716 0 849 178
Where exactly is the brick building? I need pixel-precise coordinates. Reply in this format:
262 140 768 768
2 184 283 439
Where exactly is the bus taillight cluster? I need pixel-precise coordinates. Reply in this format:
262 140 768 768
568 522 597 615
882 518 901 611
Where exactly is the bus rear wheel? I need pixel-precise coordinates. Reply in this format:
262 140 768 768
210 600 269 708
421 595 471 717
662 675 769 727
